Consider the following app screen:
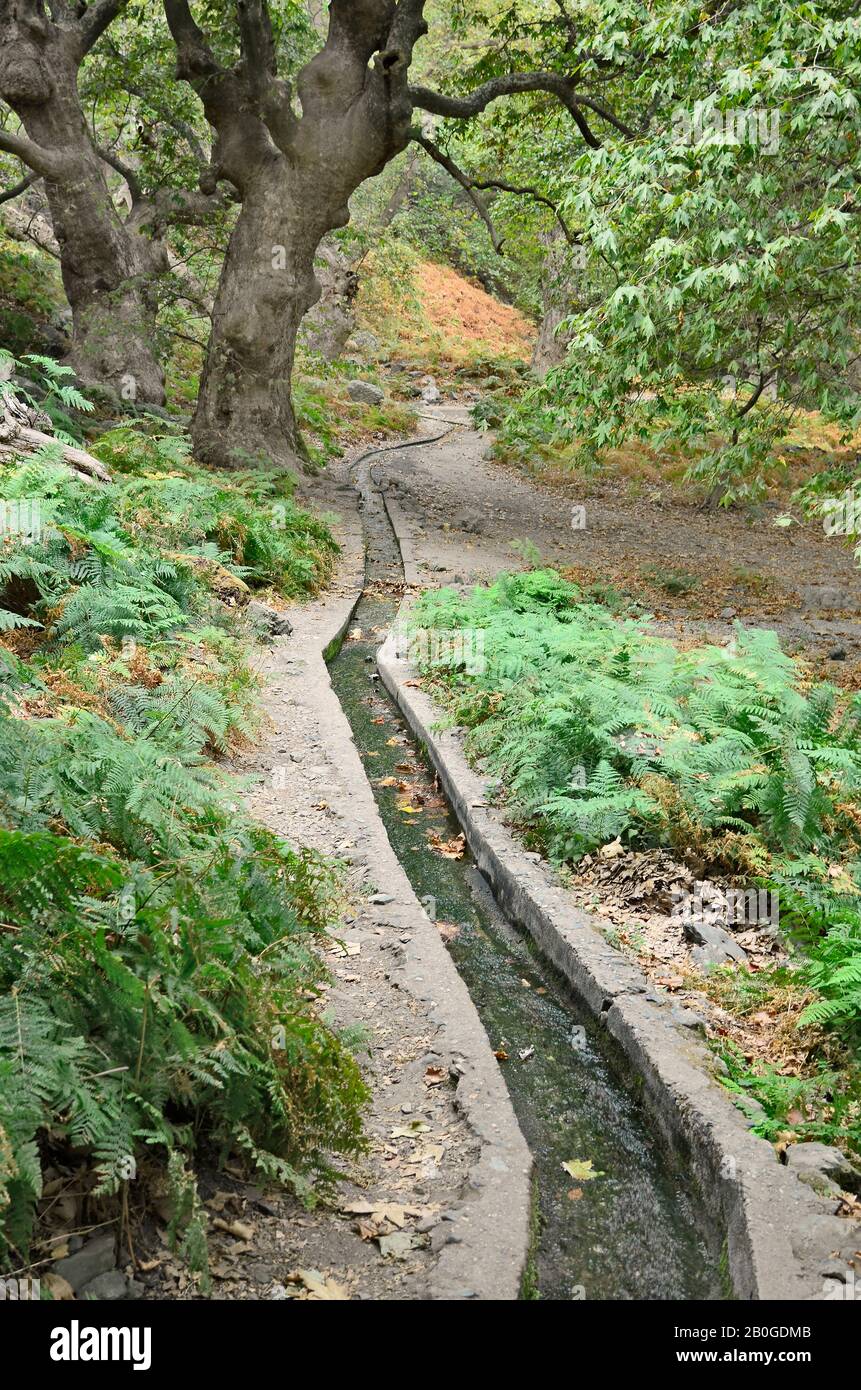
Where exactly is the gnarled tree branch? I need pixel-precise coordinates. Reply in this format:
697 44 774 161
470 176 579 247
410 72 635 146
0 169 38 206
415 133 504 253
78 0 129 56
0 126 65 179
97 144 143 204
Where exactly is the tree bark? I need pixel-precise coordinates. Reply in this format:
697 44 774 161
194 174 328 468
299 237 360 363
532 231 576 377
0 3 167 404
165 0 428 470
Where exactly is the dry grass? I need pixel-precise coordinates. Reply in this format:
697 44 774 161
356 252 534 369
410 261 534 363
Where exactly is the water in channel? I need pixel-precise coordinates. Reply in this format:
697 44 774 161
327 442 722 1300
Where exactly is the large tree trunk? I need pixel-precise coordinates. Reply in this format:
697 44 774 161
0 6 167 404
193 174 329 469
165 0 428 472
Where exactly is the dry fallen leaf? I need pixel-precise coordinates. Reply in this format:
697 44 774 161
561 1159 603 1182
341 1201 409 1227
43 1273 75 1301
435 920 461 942
427 830 466 860
391 1122 430 1138
287 1268 349 1300
212 1218 255 1241
424 1066 446 1086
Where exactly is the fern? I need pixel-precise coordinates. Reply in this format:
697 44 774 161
0 441 366 1273
413 569 861 1075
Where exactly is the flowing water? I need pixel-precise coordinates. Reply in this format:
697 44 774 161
327 438 722 1300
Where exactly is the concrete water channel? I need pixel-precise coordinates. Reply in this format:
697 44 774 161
327 432 722 1300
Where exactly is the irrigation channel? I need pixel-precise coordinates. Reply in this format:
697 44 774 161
328 428 722 1300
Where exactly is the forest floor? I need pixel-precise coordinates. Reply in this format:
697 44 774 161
135 426 526 1303
385 403 861 679
12 252 858 1298
138 384 860 1299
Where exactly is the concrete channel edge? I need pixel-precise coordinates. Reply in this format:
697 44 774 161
377 488 859 1303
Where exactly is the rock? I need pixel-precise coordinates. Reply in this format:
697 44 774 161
420 377 441 404
52 1233 116 1293
720 607 737 619
172 553 251 606
430 1224 453 1253
789 1213 860 1268
77 1270 131 1301
828 645 848 661
349 330 380 356
347 379 385 406
786 1142 861 1195
670 1006 706 1031
732 1094 767 1127
459 510 487 535
247 600 293 638
687 922 749 967
799 584 855 611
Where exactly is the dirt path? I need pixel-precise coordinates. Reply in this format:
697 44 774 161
138 442 530 1303
143 406 858 1301
383 405 861 674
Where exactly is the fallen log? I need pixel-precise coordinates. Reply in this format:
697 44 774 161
0 397 111 485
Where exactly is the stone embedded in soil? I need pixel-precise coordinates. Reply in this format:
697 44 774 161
347 379 385 406
247 600 294 638
800 583 856 611
686 922 749 967
420 376 441 404
52 1232 116 1292
76 1270 134 1301
785 1142 861 1195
